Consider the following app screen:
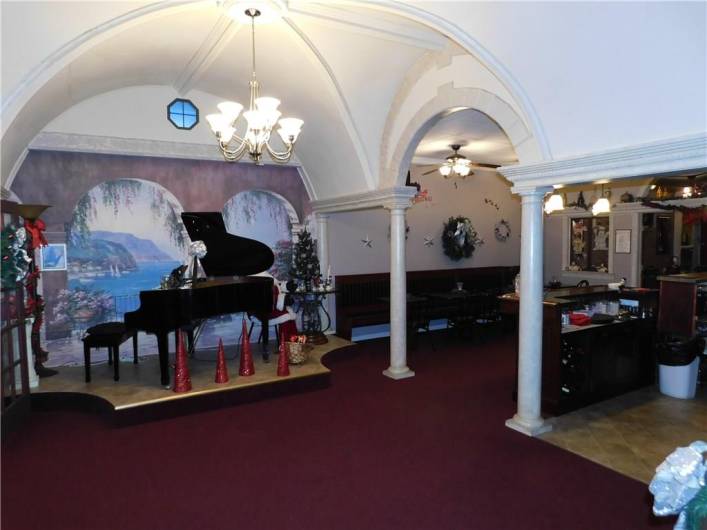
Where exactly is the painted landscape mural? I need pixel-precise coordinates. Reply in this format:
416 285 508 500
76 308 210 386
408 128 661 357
42 181 298 367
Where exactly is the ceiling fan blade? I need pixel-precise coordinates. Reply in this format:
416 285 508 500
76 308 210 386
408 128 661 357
470 162 501 169
422 168 439 176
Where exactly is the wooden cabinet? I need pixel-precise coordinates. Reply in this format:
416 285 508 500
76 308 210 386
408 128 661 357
500 286 658 415
657 272 707 337
1 200 32 434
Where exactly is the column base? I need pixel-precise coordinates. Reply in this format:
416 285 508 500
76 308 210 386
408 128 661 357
505 415 552 437
382 367 415 380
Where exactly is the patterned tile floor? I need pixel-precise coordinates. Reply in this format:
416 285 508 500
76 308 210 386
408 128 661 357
540 385 707 484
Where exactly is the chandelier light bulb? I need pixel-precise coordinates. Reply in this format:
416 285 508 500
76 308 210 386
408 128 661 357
217 101 243 123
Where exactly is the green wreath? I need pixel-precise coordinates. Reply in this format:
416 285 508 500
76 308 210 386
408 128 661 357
442 216 483 261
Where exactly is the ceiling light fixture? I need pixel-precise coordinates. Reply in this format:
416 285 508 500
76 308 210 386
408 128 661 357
206 7 303 164
592 185 611 216
544 192 565 214
439 144 472 178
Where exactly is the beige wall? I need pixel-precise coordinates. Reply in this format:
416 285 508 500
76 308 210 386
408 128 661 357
329 166 521 275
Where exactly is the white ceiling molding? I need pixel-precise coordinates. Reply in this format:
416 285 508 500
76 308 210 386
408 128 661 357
28 130 308 169
282 14 375 190
311 186 417 213
336 0 551 162
288 4 446 51
173 15 241 95
385 85 538 188
296 165 317 201
500 132 707 194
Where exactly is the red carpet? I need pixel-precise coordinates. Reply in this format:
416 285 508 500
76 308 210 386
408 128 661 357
2 334 670 530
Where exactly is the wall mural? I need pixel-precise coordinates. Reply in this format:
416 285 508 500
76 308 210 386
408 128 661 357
43 182 298 367
223 190 294 280
49 179 185 331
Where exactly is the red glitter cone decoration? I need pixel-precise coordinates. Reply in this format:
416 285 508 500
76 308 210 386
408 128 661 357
277 326 290 377
239 318 255 376
215 338 229 384
173 330 192 393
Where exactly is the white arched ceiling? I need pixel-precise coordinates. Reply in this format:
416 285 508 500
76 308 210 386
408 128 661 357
1 0 551 200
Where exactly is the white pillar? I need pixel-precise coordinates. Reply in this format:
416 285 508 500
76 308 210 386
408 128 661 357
315 213 331 331
383 203 414 380
316 213 329 281
24 316 39 389
506 187 552 436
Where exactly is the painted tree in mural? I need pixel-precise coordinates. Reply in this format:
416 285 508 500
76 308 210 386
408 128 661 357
69 179 187 251
271 240 293 280
290 229 320 289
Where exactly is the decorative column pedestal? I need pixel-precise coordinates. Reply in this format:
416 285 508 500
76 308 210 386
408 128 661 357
505 188 552 436
383 203 414 380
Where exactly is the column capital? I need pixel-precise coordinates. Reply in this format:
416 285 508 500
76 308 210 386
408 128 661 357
383 199 412 211
512 185 553 197
315 212 330 221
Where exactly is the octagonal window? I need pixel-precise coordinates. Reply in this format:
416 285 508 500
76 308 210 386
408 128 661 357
167 98 199 130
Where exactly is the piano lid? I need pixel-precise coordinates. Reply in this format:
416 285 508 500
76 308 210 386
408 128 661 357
181 212 274 277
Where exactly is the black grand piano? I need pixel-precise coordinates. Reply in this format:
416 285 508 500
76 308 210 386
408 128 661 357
124 212 275 387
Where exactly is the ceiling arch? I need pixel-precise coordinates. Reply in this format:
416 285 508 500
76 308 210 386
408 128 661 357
1 0 550 200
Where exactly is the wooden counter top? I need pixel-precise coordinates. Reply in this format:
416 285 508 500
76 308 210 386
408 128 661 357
657 272 707 284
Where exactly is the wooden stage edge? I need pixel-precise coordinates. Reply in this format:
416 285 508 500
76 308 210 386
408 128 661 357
31 336 355 424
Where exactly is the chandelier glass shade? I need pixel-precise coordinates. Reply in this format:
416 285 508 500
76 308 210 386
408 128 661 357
438 144 472 178
206 8 303 164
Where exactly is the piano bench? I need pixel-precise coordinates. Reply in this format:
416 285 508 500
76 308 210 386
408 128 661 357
82 322 138 382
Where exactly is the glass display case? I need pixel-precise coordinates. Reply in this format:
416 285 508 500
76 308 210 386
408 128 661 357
569 216 610 272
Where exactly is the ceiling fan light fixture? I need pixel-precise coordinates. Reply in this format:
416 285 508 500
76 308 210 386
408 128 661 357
439 164 452 177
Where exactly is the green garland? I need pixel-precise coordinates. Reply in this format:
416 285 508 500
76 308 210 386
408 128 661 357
441 216 483 261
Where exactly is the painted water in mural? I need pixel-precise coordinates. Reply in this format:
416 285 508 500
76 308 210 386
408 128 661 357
45 183 296 367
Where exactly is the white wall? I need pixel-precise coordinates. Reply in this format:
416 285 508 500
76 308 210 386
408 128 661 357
43 86 222 145
421 1 706 158
329 166 521 275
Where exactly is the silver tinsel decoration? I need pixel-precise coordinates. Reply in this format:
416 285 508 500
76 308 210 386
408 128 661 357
188 240 207 259
649 440 707 530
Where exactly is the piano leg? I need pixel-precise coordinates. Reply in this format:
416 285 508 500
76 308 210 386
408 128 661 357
157 332 170 387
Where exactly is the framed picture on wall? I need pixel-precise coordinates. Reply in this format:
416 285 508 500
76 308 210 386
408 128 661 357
615 229 631 254
40 243 67 271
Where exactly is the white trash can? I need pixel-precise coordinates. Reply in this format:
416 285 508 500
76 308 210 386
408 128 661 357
658 356 700 399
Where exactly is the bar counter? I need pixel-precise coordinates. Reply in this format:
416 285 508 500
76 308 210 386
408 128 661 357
500 286 658 415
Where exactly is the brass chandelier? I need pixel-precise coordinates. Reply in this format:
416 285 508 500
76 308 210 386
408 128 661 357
206 7 303 164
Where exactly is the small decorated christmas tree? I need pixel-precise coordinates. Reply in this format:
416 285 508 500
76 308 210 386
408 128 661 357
1 225 29 289
290 228 320 290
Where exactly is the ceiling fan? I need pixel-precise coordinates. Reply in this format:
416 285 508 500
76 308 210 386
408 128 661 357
422 144 500 178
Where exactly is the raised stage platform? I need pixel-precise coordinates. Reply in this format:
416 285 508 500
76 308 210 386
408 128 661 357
32 336 353 422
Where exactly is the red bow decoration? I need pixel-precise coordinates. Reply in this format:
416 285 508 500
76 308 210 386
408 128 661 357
24 219 48 250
